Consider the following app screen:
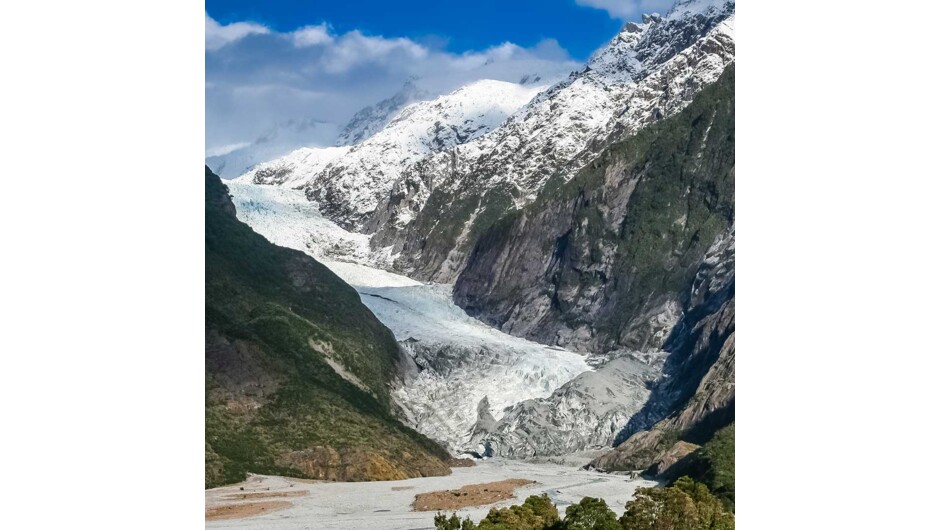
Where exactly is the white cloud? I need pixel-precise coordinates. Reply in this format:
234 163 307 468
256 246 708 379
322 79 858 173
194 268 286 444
205 14 270 51
291 23 334 47
205 142 251 158
321 31 429 73
205 15 580 154
575 0 674 19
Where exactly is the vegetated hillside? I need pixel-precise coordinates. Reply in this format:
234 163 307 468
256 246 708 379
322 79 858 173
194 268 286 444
205 167 450 488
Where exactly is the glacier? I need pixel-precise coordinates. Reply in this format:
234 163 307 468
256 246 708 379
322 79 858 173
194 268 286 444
227 181 597 454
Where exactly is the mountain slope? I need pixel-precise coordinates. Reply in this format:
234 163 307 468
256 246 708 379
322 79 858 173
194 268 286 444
385 0 735 282
454 64 734 458
204 167 450 487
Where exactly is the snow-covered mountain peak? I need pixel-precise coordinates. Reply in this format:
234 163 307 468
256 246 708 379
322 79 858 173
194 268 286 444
666 0 733 20
633 0 734 69
334 79 428 147
584 15 657 81
379 79 544 152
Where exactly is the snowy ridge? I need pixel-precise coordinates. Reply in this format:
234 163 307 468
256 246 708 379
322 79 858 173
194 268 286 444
564 11 735 176
241 146 351 188
668 0 730 19
206 118 340 180
335 80 428 147
242 79 548 230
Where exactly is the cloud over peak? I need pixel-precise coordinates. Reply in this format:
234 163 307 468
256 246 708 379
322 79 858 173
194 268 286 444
575 0 674 20
205 14 580 154
205 15 269 51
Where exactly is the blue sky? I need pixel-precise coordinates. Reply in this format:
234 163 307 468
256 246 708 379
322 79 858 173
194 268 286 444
205 0 642 61
205 0 675 155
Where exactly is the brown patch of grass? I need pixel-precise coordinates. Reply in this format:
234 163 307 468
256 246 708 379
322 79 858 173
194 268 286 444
412 479 536 512
391 486 415 491
205 501 292 521
221 490 308 500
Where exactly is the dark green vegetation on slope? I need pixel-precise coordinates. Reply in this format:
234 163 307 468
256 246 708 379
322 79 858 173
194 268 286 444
205 167 450 488
434 477 733 530
666 424 735 511
454 65 735 355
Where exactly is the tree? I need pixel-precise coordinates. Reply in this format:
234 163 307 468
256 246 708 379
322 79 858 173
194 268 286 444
434 512 477 530
620 477 733 530
477 494 561 530
562 497 621 530
436 495 561 530
684 424 734 510
522 494 562 525
672 477 733 530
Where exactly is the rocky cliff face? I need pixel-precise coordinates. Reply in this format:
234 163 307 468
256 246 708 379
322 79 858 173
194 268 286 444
453 65 734 355
587 208 734 473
